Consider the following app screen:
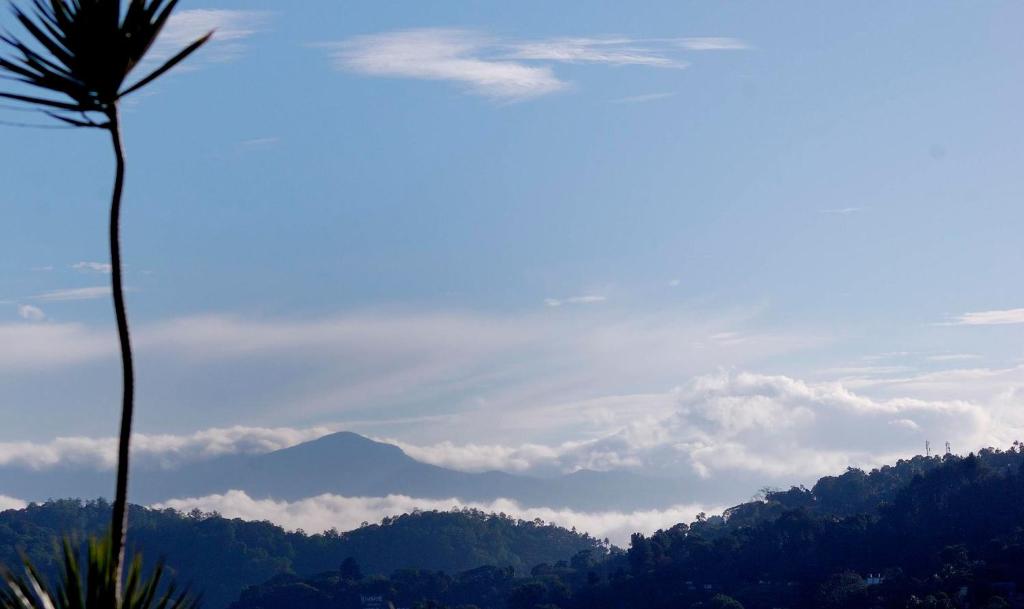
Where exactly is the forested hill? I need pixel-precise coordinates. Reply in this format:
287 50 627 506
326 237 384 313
0 501 604 609
716 447 1022 529
233 446 1024 609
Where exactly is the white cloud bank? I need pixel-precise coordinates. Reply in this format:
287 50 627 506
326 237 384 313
0 496 27 511
1 365 1003 490
153 490 710 546
328 29 746 100
393 370 1003 482
0 425 333 471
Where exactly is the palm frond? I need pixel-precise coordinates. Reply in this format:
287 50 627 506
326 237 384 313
0 0 213 124
0 536 198 609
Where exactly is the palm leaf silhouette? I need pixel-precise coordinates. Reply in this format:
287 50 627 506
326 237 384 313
0 1 213 604
0 537 199 609
1 0 211 122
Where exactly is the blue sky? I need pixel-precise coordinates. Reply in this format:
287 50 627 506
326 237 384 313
2 2 1024 497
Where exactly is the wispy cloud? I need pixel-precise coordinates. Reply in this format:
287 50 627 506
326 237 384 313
153 10 268 65
35 287 111 302
544 295 607 307
821 207 864 215
328 29 746 101
610 92 676 104
505 37 685 67
926 353 982 362
239 137 280 149
154 490 711 546
72 261 112 274
0 308 817 447
327 29 566 101
861 351 913 361
676 37 750 51
946 308 1024 326
17 305 45 322
0 321 114 370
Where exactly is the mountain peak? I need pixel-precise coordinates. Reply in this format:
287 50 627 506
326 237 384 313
263 430 411 466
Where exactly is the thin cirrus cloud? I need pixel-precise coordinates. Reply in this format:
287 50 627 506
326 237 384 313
327 29 747 101
926 353 982 362
503 37 686 67
35 286 111 302
0 308 820 446
946 308 1024 326
544 295 607 307
610 92 676 104
72 261 112 274
150 9 269 65
676 37 750 51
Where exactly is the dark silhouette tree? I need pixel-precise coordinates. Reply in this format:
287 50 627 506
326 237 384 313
707 594 745 609
0 0 211 604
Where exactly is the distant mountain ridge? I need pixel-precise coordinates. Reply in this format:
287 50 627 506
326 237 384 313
0 431 735 511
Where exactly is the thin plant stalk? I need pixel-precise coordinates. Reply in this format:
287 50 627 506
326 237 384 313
106 106 134 600
0 2 214 602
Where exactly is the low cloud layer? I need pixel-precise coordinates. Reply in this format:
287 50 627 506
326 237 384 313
153 490 710 546
3 306 1019 498
328 29 745 100
0 496 27 512
0 425 333 471
2 368 1008 496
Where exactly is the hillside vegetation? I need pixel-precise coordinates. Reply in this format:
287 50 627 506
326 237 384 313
233 446 1024 609
0 501 604 609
